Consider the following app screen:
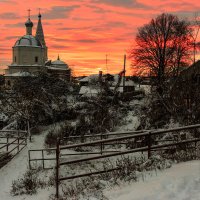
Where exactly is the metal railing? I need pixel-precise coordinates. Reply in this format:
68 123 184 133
55 124 200 199
0 130 28 167
28 148 56 170
28 129 149 169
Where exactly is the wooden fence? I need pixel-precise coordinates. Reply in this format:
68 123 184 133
0 130 28 167
55 124 200 199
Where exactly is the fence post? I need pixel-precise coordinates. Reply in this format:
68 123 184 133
6 137 9 152
56 138 60 199
42 150 45 169
148 132 151 159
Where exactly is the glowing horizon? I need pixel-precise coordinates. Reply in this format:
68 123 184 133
0 0 200 76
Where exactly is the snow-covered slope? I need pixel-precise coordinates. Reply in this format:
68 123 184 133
105 160 200 200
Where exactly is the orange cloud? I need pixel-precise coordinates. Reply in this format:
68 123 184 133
1 0 200 76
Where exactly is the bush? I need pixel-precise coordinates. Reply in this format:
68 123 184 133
44 123 73 148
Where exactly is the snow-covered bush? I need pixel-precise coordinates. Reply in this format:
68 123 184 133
0 72 77 130
11 167 55 196
51 155 172 200
11 170 38 195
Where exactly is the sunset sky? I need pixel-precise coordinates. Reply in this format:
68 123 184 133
0 0 200 76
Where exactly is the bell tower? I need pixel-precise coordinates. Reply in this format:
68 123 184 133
36 9 48 61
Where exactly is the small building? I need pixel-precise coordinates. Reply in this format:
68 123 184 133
46 55 71 81
78 72 135 96
78 74 99 86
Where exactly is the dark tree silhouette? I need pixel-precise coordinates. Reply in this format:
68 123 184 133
129 13 192 86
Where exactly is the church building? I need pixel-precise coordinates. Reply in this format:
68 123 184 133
5 11 71 87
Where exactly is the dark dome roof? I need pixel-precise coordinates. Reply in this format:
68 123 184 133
25 18 33 27
14 35 42 47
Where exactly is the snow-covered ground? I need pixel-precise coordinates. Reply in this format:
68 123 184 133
105 160 200 200
1 119 200 200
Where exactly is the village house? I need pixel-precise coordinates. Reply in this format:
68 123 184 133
78 72 135 97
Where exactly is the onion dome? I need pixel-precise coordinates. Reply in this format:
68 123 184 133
25 18 33 27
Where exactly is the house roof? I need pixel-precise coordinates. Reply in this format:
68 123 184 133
179 60 200 79
79 86 101 97
79 74 99 82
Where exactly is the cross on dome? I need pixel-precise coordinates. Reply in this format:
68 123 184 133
27 9 31 19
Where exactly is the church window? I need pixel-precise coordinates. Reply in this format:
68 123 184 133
35 56 38 63
14 56 16 62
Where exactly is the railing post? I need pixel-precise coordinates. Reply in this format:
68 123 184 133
6 137 9 152
42 150 45 169
56 138 60 199
100 133 103 155
25 131 28 145
148 132 151 159
17 130 20 152
27 120 31 142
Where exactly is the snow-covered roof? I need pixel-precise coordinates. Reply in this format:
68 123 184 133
10 64 42 66
4 71 34 77
79 74 99 82
51 60 66 65
79 74 135 87
50 58 69 70
111 76 135 87
79 86 101 95
46 66 68 71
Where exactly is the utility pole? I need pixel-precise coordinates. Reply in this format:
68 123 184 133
123 54 126 93
106 54 108 73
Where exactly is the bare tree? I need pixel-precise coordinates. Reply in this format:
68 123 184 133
129 13 192 87
190 13 200 64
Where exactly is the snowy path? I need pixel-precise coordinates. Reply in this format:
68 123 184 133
105 160 200 200
0 129 52 200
